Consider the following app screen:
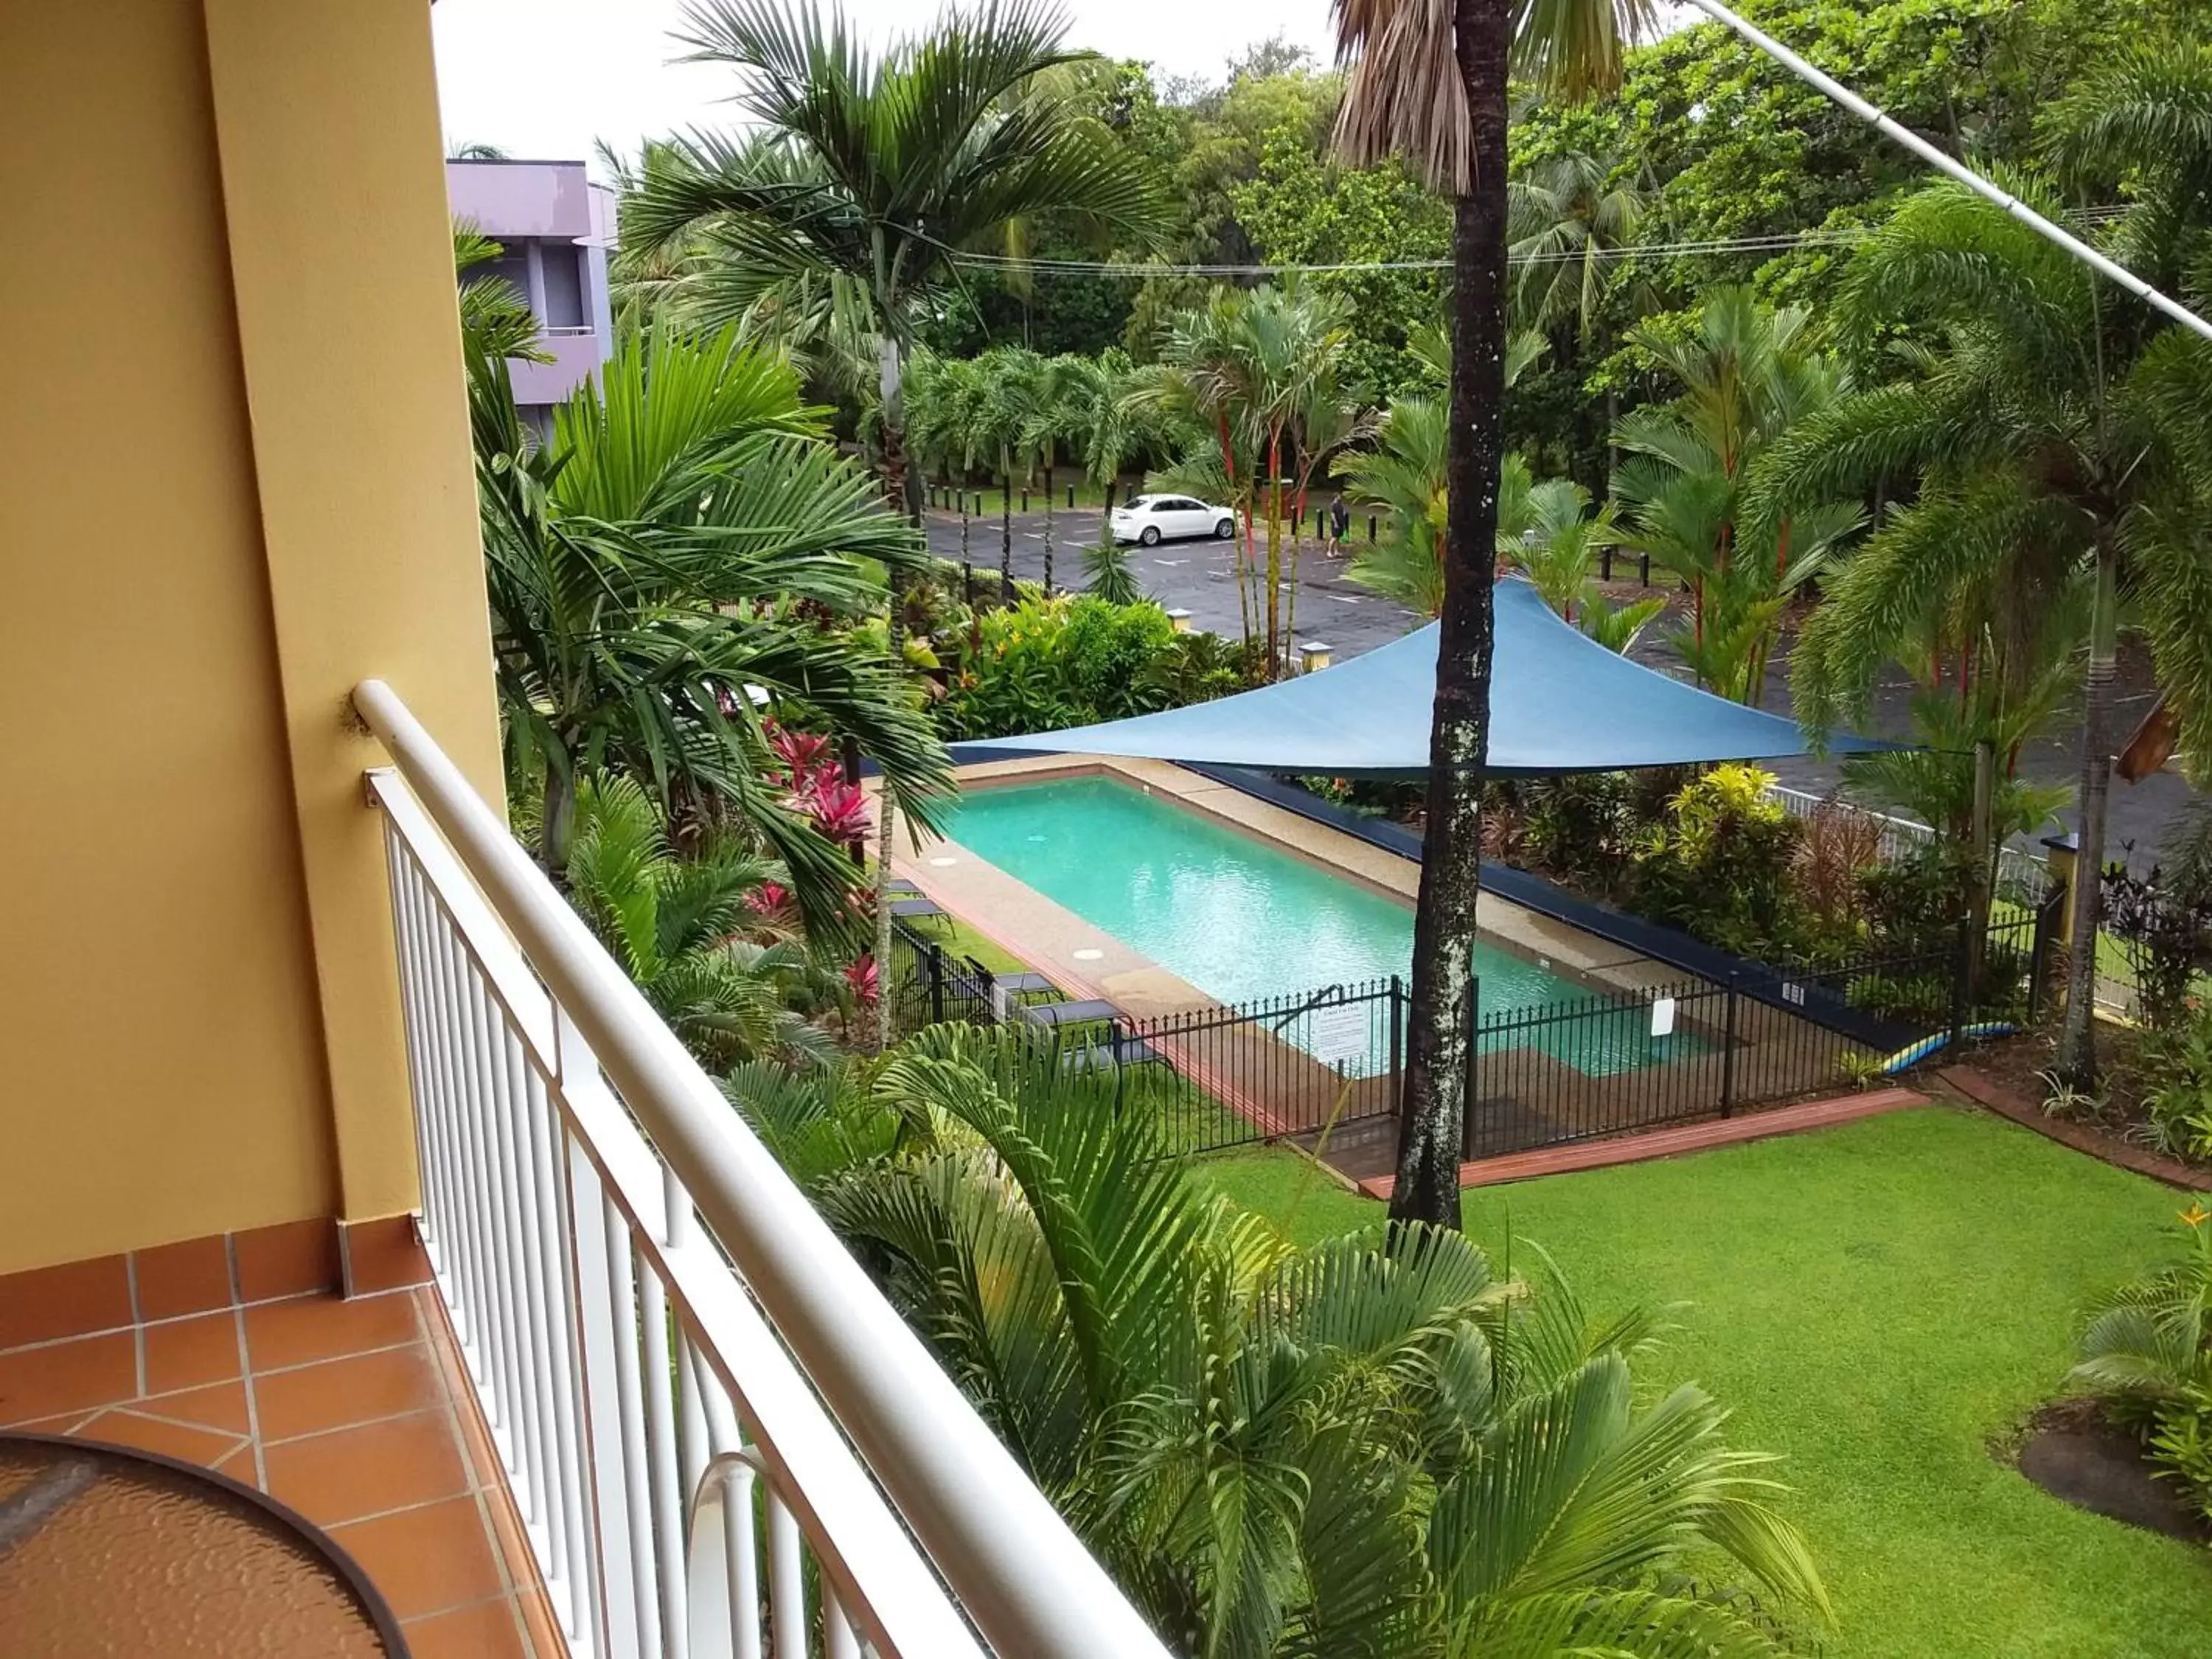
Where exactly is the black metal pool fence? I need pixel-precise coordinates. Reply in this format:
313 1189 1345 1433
888 907 2051 1164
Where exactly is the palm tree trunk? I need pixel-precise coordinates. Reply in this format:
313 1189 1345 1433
1042 462 1055 593
874 333 911 1054
1392 0 1511 1231
539 754 577 878
2058 540 2119 1085
1000 473 1015 605
1266 440 1284 673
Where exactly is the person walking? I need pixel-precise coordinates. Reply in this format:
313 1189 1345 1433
1327 491 1350 555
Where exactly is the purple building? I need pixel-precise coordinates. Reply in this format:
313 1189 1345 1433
448 158 616 430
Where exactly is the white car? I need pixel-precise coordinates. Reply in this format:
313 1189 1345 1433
1110 493 1238 546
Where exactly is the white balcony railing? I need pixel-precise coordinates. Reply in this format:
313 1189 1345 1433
355 681 1169 1659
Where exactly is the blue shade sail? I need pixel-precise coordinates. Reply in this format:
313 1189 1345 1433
952 580 1889 777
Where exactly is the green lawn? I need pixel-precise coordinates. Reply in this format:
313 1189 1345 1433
897 908 1036 979
1196 1109 2210 1659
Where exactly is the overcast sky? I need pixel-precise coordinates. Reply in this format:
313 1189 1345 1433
431 1 1346 167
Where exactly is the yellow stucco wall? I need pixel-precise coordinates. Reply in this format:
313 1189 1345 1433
0 1 504 1274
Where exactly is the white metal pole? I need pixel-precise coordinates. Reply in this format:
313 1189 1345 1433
1678 0 2212 346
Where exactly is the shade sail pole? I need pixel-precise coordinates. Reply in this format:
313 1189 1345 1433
1677 0 2212 347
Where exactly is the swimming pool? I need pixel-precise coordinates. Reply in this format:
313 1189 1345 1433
940 774 1694 1077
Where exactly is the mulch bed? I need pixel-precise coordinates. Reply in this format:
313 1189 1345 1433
2002 1399 2210 1543
1938 1034 2211 1191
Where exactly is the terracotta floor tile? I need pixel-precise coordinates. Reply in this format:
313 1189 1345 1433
0 1252 133 1349
518 1580 569 1659
212 1441 261 1486
0 1331 136 1424
133 1234 234 1320
235 1217 341 1304
71 1406 246 1469
254 1342 444 1442
341 1215 432 1295
7 1409 100 1436
331 1494 506 1621
262 1407 470 1526
480 1477 540 1595
245 1291 420 1373
142 1310 243 1393
136 1377 252 1436
403 1596 531 1659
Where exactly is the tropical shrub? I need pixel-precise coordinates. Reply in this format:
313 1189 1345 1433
1083 531 1144 605
1788 796 1885 946
1625 765 1801 956
1140 628 1264 707
1856 844 1972 962
563 777 840 1068
2102 854 2212 1034
463 316 949 922
2069 1203 2212 1523
728 1022 1831 1653
1056 595 1178 717
1521 772 1637 886
936 594 1240 739
2133 1008 2212 1164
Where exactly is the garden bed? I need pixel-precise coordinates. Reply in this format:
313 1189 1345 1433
1950 1028 2212 1189
2003 1397 2210 1543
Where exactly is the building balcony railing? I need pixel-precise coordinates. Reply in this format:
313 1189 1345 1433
353 681 1168 1659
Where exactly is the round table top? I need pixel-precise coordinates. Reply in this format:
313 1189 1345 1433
0 1433 407 1658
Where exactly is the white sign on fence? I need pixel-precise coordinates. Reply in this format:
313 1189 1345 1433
1310 1001 1371 1065
1649 996 1677 1039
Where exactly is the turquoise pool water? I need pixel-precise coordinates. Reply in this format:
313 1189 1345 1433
940 776 1694 1076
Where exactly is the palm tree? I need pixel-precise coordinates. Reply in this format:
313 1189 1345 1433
1613 286 1861 704
1332 0 1660 1227
1340 393 1453 616
1509 144 1652 488
1023 354 1091 593
1336 327 1544 619
564 776 835 1068
976 345 1048 601
1508 145 1649 343
737 1021 1829 1654
1755 177 2212 1085
454 227 546 366
1509 478 1625 622
626 0 1165 1042
1155 284 1357 672
905 349 990 591
466 319 948 936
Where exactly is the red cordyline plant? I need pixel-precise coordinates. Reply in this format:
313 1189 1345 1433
767 720 869 854
766 720 880 999
844 953 880 1007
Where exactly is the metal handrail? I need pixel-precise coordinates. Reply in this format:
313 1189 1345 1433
353 679 1169 1659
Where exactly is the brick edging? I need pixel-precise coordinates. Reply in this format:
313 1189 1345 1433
1357 1086 1929 1200
1936 1066 2211 1191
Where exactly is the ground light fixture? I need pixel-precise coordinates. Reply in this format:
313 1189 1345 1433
1680 0 2212 345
